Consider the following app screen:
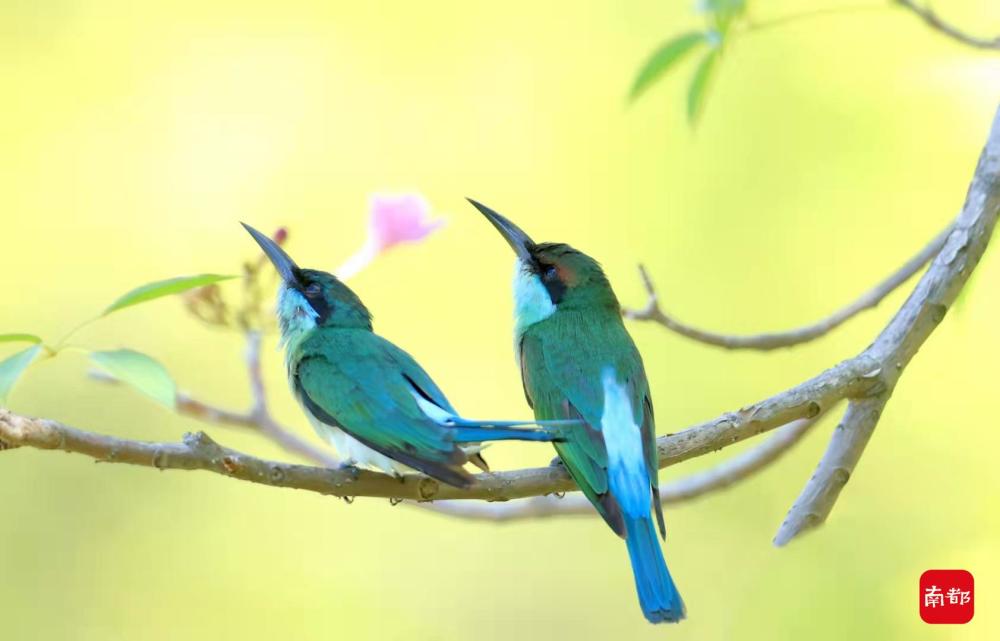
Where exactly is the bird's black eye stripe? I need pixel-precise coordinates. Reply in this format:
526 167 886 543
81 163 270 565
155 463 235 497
532 261 565 304
528 258 551 276
298 281 331 322
544 278 566 304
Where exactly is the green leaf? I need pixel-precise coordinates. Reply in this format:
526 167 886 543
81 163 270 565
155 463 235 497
687 49 720 124
0 334 42 345
629 32 707 102
103 274 236 316
90 349 177 408
0 345 42 404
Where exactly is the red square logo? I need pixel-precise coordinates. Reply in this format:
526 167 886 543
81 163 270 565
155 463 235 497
920 570 974 624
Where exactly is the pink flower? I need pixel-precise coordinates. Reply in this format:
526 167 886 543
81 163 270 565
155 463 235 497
368 193 445 251
335 193 445 280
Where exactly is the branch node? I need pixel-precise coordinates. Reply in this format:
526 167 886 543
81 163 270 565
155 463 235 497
830 466 851 487
268 465 286 483
183 431 224 460
929 303 947 325
151 448 170 470
417 476 440 501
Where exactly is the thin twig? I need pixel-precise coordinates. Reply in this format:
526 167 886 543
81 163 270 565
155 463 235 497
88 332 341 468
625 224 951 350
241 331 341 467
895 0 1000 50
422 414 824 521
89 368 261 427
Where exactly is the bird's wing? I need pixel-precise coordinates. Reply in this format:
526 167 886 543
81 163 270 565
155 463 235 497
377 336 458 415
520 312 658 538
293 330 471 486
642 391 665 539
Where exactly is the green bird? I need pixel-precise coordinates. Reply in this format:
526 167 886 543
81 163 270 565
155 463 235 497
469 200 685 623
242 222 571 487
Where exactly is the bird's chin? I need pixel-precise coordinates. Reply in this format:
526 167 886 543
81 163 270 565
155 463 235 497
512 262 556 334
276 285 319 349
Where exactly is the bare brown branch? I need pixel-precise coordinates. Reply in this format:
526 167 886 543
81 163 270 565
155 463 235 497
774 104 1000 544
88 329 836 515
89 331 340 468
773 397 886 545
240 331 341 467
625 224 951 350
421 414 825 521
0 367 860 503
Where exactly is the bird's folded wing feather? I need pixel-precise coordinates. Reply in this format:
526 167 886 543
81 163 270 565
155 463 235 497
521 314 660 537
293 331 465 472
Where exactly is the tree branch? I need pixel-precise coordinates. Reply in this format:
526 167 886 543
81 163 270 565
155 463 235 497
88 329 833 514
895 0 1000 50
240 331 341 467
0 351 874 502
90 332 341 468
774 103 1000 544
3 105 998 542
624 224 951 350
773 397 886 545
421 414 825 521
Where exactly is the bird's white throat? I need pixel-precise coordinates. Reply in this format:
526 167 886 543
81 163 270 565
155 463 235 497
277 285 318 358
512 261 556 357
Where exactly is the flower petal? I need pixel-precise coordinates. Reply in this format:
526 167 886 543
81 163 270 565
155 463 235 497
368 193 445 250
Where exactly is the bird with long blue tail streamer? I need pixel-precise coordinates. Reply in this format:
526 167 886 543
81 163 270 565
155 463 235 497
242 222 578 487
469 200 685 623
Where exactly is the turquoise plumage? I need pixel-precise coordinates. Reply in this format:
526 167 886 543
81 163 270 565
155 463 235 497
470 200 685 623
242 222 567 488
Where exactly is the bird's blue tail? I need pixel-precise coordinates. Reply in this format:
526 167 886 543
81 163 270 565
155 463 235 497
447 423 560 443
445 417 580 443
624 515 685 624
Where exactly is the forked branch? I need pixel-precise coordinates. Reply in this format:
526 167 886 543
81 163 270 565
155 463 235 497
423 414 826 521
625 224 951 350
2 104 999 548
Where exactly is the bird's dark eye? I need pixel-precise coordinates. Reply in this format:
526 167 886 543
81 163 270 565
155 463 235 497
543 266 557 280
304 283 321 297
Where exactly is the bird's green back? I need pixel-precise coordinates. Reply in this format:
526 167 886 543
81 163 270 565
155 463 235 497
290 327 472 484
519 307 661 537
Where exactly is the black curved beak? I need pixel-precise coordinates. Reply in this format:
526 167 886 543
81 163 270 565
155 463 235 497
242 222 299 283
466 198 534 262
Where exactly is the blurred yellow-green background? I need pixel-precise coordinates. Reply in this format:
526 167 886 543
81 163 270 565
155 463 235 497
2 1 998 639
